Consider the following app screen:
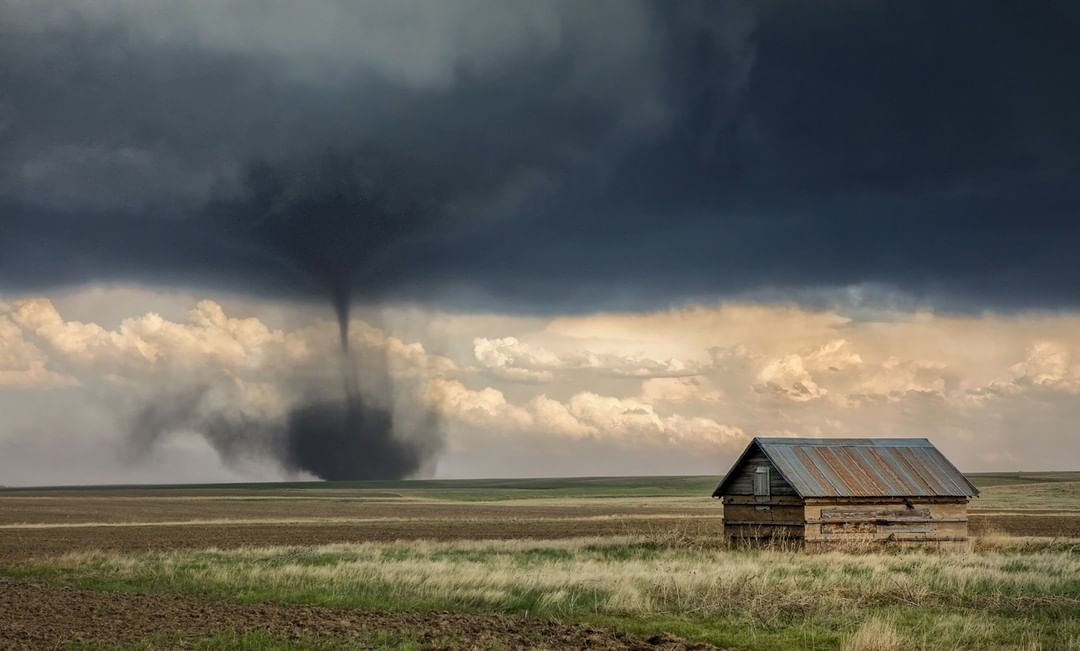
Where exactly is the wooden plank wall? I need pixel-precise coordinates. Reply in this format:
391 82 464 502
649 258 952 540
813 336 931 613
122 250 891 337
803 497 969 545
722 495 805 540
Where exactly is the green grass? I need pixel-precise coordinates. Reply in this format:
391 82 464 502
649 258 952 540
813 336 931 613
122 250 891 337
13 537 1080 651
976 481 1080 510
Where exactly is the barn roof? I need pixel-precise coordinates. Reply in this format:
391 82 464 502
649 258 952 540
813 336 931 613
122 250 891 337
712 438 980 498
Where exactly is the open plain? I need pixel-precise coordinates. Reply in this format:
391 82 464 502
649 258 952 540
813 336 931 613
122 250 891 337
1 474 1078 650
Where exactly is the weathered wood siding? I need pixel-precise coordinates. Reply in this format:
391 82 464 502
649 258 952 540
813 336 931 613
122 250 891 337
803 497 969 548
722 494 804 540
723 447 797 496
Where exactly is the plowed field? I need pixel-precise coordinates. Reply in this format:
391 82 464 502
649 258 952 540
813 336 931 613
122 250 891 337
0 577 721 651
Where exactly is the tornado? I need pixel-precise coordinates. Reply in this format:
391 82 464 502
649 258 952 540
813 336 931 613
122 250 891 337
125 151 445 480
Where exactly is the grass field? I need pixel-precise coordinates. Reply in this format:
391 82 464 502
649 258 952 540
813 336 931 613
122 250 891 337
1 473 1078 650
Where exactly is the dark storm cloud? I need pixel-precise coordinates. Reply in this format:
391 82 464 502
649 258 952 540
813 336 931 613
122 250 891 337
0 0 681 303
1 1 1078 311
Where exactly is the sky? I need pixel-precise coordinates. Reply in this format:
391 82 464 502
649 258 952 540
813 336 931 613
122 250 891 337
1 1 1079 485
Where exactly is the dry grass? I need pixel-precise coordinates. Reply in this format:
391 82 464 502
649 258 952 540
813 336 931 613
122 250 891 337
13 533 1080 649
842 618 903 651
36 535 1080 619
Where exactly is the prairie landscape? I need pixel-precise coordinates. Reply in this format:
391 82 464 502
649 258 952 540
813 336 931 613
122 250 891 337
5 1 1080 649
1 474 1078 651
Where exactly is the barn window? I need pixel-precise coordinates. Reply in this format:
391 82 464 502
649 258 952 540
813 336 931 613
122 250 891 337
753 465 770 498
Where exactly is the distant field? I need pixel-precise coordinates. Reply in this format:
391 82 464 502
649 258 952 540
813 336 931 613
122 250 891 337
0 474 722 501
1 473 1078 650
4 470 1076 498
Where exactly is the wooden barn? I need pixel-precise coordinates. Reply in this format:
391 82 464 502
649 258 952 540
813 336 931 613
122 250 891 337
713 438 979 548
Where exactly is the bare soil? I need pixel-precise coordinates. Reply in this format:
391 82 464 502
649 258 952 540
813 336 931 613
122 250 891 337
969 513 1080 538
0 491 722 566
0 577 721 651
0 494 711 526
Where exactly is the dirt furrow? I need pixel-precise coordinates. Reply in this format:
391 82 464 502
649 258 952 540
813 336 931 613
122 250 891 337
0 578 722 651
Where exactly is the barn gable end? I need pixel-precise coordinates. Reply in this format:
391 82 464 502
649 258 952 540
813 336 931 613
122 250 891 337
713 440 805 542
712 440 797 497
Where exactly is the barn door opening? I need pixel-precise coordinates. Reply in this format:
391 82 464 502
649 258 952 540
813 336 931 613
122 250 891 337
753 465 771 504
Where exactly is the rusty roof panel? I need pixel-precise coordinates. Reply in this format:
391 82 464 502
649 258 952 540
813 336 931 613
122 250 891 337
714 437 979 498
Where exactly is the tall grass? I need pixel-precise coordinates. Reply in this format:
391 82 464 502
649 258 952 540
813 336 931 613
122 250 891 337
38 536 1080 616
15 535 1080 650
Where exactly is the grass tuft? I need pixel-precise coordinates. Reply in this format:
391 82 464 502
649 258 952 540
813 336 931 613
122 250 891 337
842 618 904 651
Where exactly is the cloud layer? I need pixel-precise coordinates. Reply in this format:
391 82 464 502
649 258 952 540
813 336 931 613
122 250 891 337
1 2 1077 311
2 3 1079 484
3 289 1080 484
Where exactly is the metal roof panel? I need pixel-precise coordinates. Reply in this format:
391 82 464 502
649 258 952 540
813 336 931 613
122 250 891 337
716 437 979 498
